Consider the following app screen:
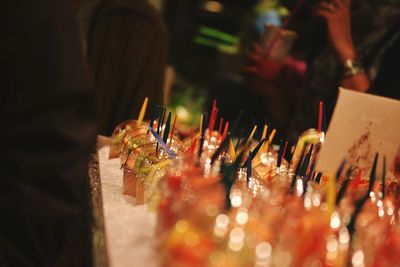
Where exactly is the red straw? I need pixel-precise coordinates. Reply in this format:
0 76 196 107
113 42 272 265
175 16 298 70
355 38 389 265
222 121 229 141
218 117 224 134
208 99 218 131
318 101 323 133
281 141 288 163
209 107 218 134
169 115 178 146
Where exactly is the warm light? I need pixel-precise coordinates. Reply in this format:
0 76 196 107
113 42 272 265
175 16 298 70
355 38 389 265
339 227 350 244
204 0 223 13
231 190 243 207
330 212 341 229
175 220 189 233
236 209 249 225
352 250 365 267
228 228 245 251
255 242 272 267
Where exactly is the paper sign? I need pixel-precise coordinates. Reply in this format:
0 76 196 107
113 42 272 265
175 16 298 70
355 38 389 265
316 88 400 179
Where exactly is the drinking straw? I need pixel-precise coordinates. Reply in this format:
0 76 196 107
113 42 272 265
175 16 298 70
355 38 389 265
235 129 245 151
162 112 172 145
250 139 266 159
159 106 166 136
335 159 346 182
300 144 314 178
199 114 204 136
367 153 379 194
137 97 149 123
198 112 208 159
290 145 307 190
328 160 345 212
260 124 268 153
327 173 336 217
242 139 266 168
148 126 177 158
221 150 244 209
228 138 236 161
318 101 323 133
307 145 320 179
268 129 276 144
382 156 386 199
245 125 258 148
246 154 252 185
276 139 285 168
169 115 178 146
208 99 218 134
211 132 231 165
222 122 229 141
218 117 224 134
347 153 379 236
336 166 352 206
282 141 288 162
156 106 165 155
261 124 268 141
149 104 159 129
209 107 219 136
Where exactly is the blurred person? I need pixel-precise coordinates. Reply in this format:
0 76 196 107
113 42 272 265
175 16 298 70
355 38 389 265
78 0 168 136
0 1 96 266
243 0 400 141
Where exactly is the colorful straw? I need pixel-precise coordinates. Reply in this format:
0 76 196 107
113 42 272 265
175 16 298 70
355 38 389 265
137 97 149 123
228 138 236 161
318 101 323 133
222 121 229 141
218 117 224 135
162 112 172 145
268 129 276 144
245 125 258 148
169 115 178 146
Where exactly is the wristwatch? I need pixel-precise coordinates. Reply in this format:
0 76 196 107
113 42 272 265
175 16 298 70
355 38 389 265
342 58 365 78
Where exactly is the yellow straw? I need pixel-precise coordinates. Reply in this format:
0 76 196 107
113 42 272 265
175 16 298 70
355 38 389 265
199 114 204 134
268 129 276 144
327 173 336 217
137 97 149 123
229 138 236 161
261 140 269 155
245 125 257 147
261 124 268 141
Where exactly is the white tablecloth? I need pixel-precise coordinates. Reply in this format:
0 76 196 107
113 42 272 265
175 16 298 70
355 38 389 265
98 146 159 267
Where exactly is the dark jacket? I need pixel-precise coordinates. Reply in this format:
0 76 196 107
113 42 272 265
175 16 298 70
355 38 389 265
80 0 167 136
0 1 96 266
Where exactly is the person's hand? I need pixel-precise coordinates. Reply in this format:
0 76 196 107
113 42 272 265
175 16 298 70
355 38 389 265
314 0 357 61
240 43 281 95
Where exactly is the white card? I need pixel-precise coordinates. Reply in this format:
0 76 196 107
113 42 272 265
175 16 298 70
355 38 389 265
316 88 400 179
